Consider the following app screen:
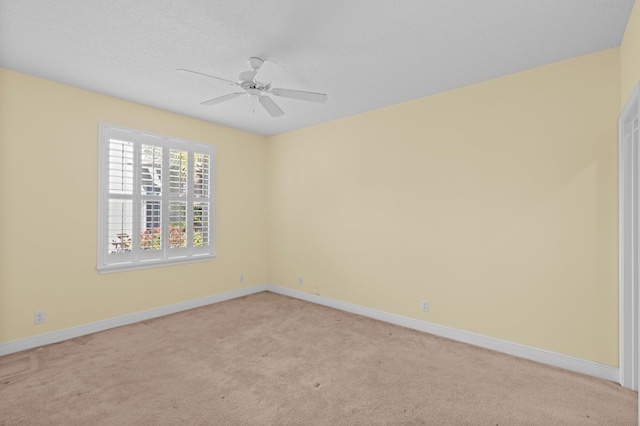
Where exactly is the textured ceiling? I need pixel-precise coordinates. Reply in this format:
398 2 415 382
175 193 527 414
0 0 635 136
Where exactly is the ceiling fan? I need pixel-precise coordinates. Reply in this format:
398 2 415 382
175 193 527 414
177 57 328 117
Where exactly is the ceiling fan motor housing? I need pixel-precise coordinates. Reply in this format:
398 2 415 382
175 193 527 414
239 70 270 91
248 57 264 70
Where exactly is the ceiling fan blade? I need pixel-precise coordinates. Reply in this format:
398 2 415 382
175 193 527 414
254 59 282 84
258 95 284 117
200 92 244 106
270 88 328 103
176 69 239 86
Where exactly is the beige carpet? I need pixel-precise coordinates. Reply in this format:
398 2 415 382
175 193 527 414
0 292 636 425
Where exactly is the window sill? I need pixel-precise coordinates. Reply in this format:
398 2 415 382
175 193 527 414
97 253 216 274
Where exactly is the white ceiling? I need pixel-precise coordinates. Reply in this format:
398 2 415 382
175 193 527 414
0 0 635 136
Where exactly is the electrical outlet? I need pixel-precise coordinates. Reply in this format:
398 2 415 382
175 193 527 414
34 311 46 324
421 300 429 312
240 274 244 283
298 276 303 285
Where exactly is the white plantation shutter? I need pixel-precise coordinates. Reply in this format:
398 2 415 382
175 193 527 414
168 145 188 254
139 137 163 259
106 130 135 262
193 151 212 252
97 123 216 273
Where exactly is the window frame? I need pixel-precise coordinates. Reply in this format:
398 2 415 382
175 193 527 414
97 122 216 273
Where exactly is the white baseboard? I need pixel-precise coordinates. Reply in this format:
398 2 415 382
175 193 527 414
0 282 620 385
0 284 267 357
266 284 620 384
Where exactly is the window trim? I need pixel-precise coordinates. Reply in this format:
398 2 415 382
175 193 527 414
97 122 216 274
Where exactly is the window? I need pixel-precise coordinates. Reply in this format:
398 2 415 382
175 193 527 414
97 123 215 273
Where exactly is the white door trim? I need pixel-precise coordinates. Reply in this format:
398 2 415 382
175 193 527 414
619 81 640 391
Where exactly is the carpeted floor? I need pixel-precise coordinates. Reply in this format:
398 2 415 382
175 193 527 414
0 291 637 425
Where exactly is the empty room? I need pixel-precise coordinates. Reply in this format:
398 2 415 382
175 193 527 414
1 0 640 424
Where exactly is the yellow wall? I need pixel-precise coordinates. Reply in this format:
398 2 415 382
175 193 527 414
267 49 620 366
621 0 640 107
0 23 632 368
0 69 268 344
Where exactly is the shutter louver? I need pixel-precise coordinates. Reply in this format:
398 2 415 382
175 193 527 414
141 201 162 250
108 200 133 253
169 149 188 196
169 202 187 249
194 152 210 198
108 139 134 195
193 202 209 247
